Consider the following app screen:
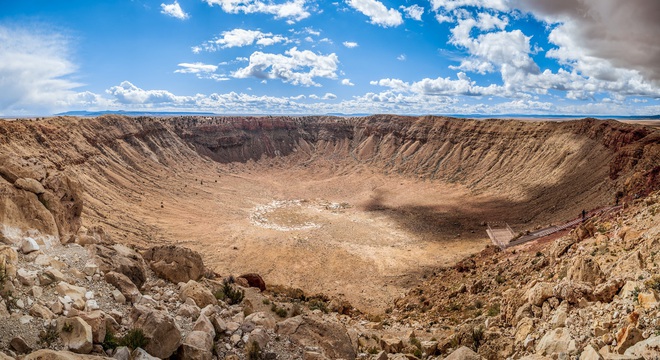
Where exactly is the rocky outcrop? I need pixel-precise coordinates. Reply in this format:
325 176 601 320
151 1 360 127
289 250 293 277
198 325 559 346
90 244 147 288
130 305 182 359
237 273 266 292
143 245 205 284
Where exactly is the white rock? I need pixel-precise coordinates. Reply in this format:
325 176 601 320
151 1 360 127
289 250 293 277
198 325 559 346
20 238 39 254
85 300 99 311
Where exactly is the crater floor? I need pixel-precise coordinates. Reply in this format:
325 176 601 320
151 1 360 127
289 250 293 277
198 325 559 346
115 159 503 313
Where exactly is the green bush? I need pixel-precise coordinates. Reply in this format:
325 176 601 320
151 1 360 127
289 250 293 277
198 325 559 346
215 280 245 305
120 328 149 350
487 303 501 317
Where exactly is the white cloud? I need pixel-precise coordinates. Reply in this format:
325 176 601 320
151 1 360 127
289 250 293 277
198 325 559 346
196 29 287 52
373 73 502 97
401 5 424 21
160 1 189 19
107 81 198 105
343 41 358 48
203 0 311 22
397 54 406 61
429 0 508 12
175 62 218 74
0 25 84 114
232 47 339 86
346 0 403 27
174 63 230 81
341 79 354 86
323 93 337 100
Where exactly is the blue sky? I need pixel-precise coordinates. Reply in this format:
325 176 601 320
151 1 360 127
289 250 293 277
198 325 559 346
1 0 659 116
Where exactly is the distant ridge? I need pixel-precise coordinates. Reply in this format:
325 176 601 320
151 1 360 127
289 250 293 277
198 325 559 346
53 110 660 120
56 110 218 117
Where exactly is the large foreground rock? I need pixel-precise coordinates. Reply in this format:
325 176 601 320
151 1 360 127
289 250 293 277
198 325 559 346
57 317 93 354
143 245 205 283
237 273 266 291
131 305 182 359
287 316 356 360
535 327 577 356
23 349 113 359
90 244 147 288
444 346 482 360
178 331 213 360
180 280 216 308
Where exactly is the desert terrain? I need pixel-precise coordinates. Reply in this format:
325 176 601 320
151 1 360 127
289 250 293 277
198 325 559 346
1 115 659 314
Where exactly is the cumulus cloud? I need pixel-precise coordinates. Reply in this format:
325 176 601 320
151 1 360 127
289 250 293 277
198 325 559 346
160 1 189 19
174 63 229 81
401 5 424 21
203 0 311 22
232 47 339 86
346 0 403 27
107 81 197 105
323 93 337 100
343 41 358 48
0 25 84 114
195 29 287 52
341 79 354 86
513 0 660 83
373 73 502 97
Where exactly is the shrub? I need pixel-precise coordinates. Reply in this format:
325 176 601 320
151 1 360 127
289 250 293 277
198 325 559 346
215 280 244 305
495 274 505 284
308 298 328 313
487 303 501 317
120 328 149 350
472 326 484 351
275 307 288 318
102 331 120 350
38 325 59 348
474 299 484 309
246 341 262 360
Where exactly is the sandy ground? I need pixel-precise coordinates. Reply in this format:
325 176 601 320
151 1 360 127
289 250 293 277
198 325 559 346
97 158 492 313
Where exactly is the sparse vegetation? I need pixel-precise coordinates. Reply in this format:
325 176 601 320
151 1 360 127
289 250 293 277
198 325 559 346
119 328 149 350
246 341 263 360
308 298 328 313
487 303 500 316
38 325 59 348
472 326 484 351
215 279 245 305
62 322 74 333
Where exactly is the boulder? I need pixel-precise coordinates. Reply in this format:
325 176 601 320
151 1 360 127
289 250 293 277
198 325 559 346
526 282 555 306
245 311 276 330
553 280 594 304
20 237 40 254
579 345 603 360
379 335 404 353
180 280 216 308
637 291 659 310
535 328 576 356
104 272 140 303
55 282 87 310
90 244 147 288
57 316 94 354
178 331 213 360
444 346 482 360
131 348 159 360
276 316 304 335
237 273 266 291
624 334 660 358
14 178 45 195
550 302 568 329
79 310 110 343
615 325 644 354
192 314 216 338
594 278 625 303
567 256 604 284
143 245 205 283
23 349 113 359
515 317 535 344
287 316 356 360
29 303 55 320
10 336 32 354
130 305 182 359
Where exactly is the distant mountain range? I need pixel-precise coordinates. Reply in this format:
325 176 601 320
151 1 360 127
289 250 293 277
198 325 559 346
55 110 660 120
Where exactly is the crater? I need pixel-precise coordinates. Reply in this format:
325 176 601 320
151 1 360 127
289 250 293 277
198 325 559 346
2 115 657 313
